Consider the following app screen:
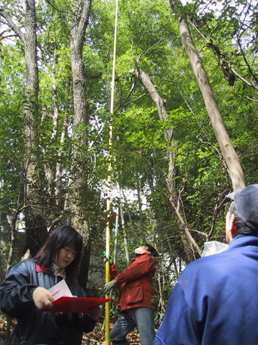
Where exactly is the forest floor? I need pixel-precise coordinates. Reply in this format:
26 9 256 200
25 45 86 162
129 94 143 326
0 318 140 345
83 324 140 344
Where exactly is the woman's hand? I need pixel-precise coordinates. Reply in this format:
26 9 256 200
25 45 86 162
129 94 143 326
32 287 54 309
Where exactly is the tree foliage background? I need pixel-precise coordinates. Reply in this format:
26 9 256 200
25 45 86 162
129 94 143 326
0 0 257 321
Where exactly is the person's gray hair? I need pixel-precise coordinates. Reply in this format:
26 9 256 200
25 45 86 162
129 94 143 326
227 201 253 235
228 202 236 215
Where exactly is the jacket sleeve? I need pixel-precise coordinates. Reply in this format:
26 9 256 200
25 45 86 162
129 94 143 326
115 254 155 287
0 261 37 318
153 281 202 345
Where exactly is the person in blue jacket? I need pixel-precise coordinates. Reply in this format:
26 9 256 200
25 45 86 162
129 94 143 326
154 184 258 345
0 225 97 345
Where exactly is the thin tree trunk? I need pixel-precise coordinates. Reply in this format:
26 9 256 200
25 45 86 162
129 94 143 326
169 0 245 190
113 209 120 265
6 214 17 270
133 66 201 260
120 203 129 263
136 178 144 224
157 271 166 317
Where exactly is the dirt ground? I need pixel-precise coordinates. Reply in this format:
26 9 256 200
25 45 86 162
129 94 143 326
83 326 140 345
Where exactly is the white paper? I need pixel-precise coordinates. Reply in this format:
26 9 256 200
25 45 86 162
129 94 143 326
49 279 73 301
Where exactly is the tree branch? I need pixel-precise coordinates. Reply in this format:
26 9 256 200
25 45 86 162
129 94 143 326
236 35 258 85
0 9 24 41
189 19 258 91
75 0 92 49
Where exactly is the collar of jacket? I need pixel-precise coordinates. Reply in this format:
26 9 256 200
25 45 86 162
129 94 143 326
36 263 46 272
35 263 53 275
229 234 258 250
35 263 65 278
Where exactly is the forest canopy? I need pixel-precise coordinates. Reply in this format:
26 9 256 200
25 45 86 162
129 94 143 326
0 0 257 315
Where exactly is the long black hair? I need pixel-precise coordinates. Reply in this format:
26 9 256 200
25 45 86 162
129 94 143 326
145 243 159 257
34 225 83 284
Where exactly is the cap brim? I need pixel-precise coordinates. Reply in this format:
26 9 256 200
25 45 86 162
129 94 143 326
226 186 245 201
226 191 235 200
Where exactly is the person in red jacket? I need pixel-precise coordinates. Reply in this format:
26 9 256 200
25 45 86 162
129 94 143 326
104 244 159 345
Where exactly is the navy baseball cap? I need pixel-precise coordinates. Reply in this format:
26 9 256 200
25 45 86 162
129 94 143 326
227 184 258 231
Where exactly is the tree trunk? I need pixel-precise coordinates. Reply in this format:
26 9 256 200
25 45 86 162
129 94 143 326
0 0 48 254
78 235 91 288
133 66 201 260
0 0 55 253
23 0 49 254
169 0 245 191
68 0 92 234
23 0 39 195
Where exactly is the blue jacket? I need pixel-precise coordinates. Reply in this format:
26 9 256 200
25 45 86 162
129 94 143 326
154 235 258 345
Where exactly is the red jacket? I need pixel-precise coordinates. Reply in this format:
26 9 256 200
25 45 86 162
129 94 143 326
111 253 156 311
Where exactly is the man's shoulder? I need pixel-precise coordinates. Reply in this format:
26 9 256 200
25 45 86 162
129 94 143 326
181 249 234 279
175 251 234 295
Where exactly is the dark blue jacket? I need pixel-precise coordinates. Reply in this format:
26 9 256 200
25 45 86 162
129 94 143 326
154 235 258 345
0 259 97 345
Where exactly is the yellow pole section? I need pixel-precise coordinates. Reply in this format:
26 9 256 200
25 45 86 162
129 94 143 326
105 0 119 344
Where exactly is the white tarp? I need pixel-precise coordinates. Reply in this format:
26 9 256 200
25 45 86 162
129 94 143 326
202 241 229 257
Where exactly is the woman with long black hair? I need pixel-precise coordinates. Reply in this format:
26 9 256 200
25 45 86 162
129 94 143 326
0 225 97 345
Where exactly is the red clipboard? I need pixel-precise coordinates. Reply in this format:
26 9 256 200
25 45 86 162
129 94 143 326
46 296 111 313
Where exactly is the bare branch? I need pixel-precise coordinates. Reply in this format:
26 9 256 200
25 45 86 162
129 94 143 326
45 0 62 14
119 77 136 111
231 66 258 91
0 28 18 41
74 0 92 49
208 190 228 239
189 19 258 91
191 229 208 240
236 35 258 85
135 38 165 65
0 9 24 41
0 33 18 41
